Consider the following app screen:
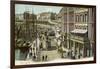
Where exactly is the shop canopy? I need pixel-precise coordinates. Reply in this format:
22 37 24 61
71 29 87 34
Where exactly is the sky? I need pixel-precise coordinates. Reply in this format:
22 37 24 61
15 4 62 14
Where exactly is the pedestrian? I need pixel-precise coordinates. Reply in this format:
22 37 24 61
45 55 47 61
42 56 44 61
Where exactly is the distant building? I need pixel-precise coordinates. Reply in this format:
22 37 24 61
15 11 37 41
23 11 37 22
15 14 24 22
37 12 56 21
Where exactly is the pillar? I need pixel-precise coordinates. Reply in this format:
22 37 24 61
88 8 94 57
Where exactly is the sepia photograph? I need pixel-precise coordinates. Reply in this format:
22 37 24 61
11 1 96 68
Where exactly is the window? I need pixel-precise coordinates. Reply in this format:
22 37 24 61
85 14 87 22
83 15 85 22
80 15 82 22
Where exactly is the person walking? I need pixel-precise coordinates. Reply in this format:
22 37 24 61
45 55 47 61
42 56 44 61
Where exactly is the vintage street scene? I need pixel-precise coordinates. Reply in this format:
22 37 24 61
15 4 95 65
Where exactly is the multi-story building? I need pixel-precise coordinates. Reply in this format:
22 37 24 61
57 7 75 49
69 8 95 59
57 7 95 59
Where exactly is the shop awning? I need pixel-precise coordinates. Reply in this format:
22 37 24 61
71 29 87 34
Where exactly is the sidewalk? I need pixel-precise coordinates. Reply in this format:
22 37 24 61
15 57 94 65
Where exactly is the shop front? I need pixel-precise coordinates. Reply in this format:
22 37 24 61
69 29 90 59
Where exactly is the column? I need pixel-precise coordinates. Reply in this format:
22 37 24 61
83 43 86 57
88 8 94 57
